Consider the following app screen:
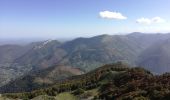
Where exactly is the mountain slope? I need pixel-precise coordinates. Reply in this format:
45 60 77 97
0 45 31 64
0 43 39 87
0 65 84 93
127 32 170 48
14 34 146 72
14 40 63 70
138 38 170 73
60 34 142 71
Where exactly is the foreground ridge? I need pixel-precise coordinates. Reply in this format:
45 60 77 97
2 62 170 100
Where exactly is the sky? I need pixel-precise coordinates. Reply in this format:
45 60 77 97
0 0 170 39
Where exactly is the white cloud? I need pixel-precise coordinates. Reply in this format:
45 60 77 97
136 17 165 25
136 18 151 24
99 11 127 20
152 17 165 23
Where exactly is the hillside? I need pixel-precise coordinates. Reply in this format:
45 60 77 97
138 38 170 73
60 34 144 71
0 65 84 93
14 40 62 70
0 43 39 87
0 44 32 64
127 32 170 48
1 62 170 100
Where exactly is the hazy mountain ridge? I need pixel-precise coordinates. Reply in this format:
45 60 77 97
59 34 142 71
1 33 170 91
14 40 63 70
138 38 170 73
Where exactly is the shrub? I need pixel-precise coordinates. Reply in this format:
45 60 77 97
73 88 85 95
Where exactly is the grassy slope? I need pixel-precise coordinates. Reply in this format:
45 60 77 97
55 92 78 100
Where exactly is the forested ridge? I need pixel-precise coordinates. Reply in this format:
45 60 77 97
1 62 170 100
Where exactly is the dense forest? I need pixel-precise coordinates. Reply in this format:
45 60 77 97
1 62 170 100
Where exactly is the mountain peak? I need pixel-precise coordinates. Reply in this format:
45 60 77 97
33 40 60 49
128 32 144 36
95 34 112 38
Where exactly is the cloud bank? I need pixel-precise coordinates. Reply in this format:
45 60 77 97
99 11 127 20
136 17 165 25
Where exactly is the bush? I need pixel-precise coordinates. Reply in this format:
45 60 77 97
73 88 85 95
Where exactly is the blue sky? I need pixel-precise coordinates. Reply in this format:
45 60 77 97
0 0 170 38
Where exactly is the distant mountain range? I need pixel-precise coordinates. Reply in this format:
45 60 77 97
1 32 170 91
14 32 170 73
